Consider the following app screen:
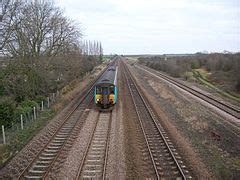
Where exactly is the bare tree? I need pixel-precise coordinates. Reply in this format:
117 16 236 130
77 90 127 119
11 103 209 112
2 0 81 59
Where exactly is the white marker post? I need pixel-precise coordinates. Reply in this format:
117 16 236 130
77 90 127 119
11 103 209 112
2 125 6 144
41 101 44 111
33 107 36 120
47 97 50 108
20 114 23 130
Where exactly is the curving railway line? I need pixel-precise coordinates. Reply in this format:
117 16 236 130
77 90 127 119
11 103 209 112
122 61 192 179
76 111 112 179
136 64 240 120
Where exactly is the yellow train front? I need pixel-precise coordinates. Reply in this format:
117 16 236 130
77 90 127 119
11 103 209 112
94 61 118 110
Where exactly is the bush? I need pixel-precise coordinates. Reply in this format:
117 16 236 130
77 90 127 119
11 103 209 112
19 100 39 109
191 61 200 69
0 99 15 127
14 106 32 119
14 100 39 119
0 85 4 96
35 96 46 104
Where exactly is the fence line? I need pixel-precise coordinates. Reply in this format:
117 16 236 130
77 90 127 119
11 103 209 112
0 90 61 144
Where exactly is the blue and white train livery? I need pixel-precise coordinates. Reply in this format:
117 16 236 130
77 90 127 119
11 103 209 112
94 58 118 109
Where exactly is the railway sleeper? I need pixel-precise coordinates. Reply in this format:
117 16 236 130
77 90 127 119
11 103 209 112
28 169 45 174
41 152 56 157
36 160 51 165
44 149 58 153
39 156 54 160
47 145 61 149
24 175 42 179
32 164 48 169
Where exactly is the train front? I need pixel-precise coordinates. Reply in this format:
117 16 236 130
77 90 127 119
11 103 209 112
95 83 116 109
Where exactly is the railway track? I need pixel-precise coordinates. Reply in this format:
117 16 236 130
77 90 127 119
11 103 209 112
123 61 192 179
17 66 110 179
76 111 112 179
19 90 93 179
136 64 240 120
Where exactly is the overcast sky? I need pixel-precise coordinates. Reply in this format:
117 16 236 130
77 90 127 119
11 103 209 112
55 0 240 54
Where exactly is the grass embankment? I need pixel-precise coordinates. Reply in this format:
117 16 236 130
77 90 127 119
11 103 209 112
0 109 55 166
186 68 240 103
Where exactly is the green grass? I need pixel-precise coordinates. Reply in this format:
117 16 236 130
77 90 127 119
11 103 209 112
102 56 110 62
233 158 240 170
126 56 139 61
190 136 237 179
183 71 195 81
0 144 11 165
0 109 55 167
192 69 240 103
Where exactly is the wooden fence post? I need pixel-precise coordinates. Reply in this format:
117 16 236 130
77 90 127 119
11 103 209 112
2 125 6 144
21 114 23 130
33 107 36 120
47 97 50 108
41 101 44 111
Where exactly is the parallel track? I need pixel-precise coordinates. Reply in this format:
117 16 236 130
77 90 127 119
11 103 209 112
136 64 240 119
19 91 93 179
18 65 110 179
76 111 112 179
123 61 192 179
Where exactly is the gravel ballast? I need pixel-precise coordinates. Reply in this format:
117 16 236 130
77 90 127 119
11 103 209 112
129 63 240 178
54 109 99 179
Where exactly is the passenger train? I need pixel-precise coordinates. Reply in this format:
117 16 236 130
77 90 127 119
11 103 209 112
94 57 118 109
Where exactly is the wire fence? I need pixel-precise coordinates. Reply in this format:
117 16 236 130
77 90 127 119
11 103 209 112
0 90 60 145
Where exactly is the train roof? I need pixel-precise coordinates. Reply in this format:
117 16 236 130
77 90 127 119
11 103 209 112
96 62 118 86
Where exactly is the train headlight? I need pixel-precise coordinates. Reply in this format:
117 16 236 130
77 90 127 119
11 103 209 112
96 98 100 102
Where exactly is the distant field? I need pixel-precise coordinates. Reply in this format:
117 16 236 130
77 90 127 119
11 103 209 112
137 53 240 104
125 56 139 61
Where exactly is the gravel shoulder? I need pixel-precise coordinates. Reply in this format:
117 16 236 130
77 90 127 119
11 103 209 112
136 64 239 124
119 62 156 178
105 102 126 179
128 63 240 179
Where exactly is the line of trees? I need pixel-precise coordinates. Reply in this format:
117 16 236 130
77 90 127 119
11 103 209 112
139 53 240 93
80 40 103 56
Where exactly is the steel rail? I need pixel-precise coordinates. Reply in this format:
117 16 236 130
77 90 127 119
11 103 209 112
76 111 112 179
137 64 240 119
19 85 92 179
76 112 100 179
18 64 110 179
123 61 187 179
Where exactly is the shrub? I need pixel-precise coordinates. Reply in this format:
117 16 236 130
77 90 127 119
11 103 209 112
0 99 15 127
191 61 200 69
19 100 38 109
0 85 4 96
14 100 39 120
35 96 46 104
